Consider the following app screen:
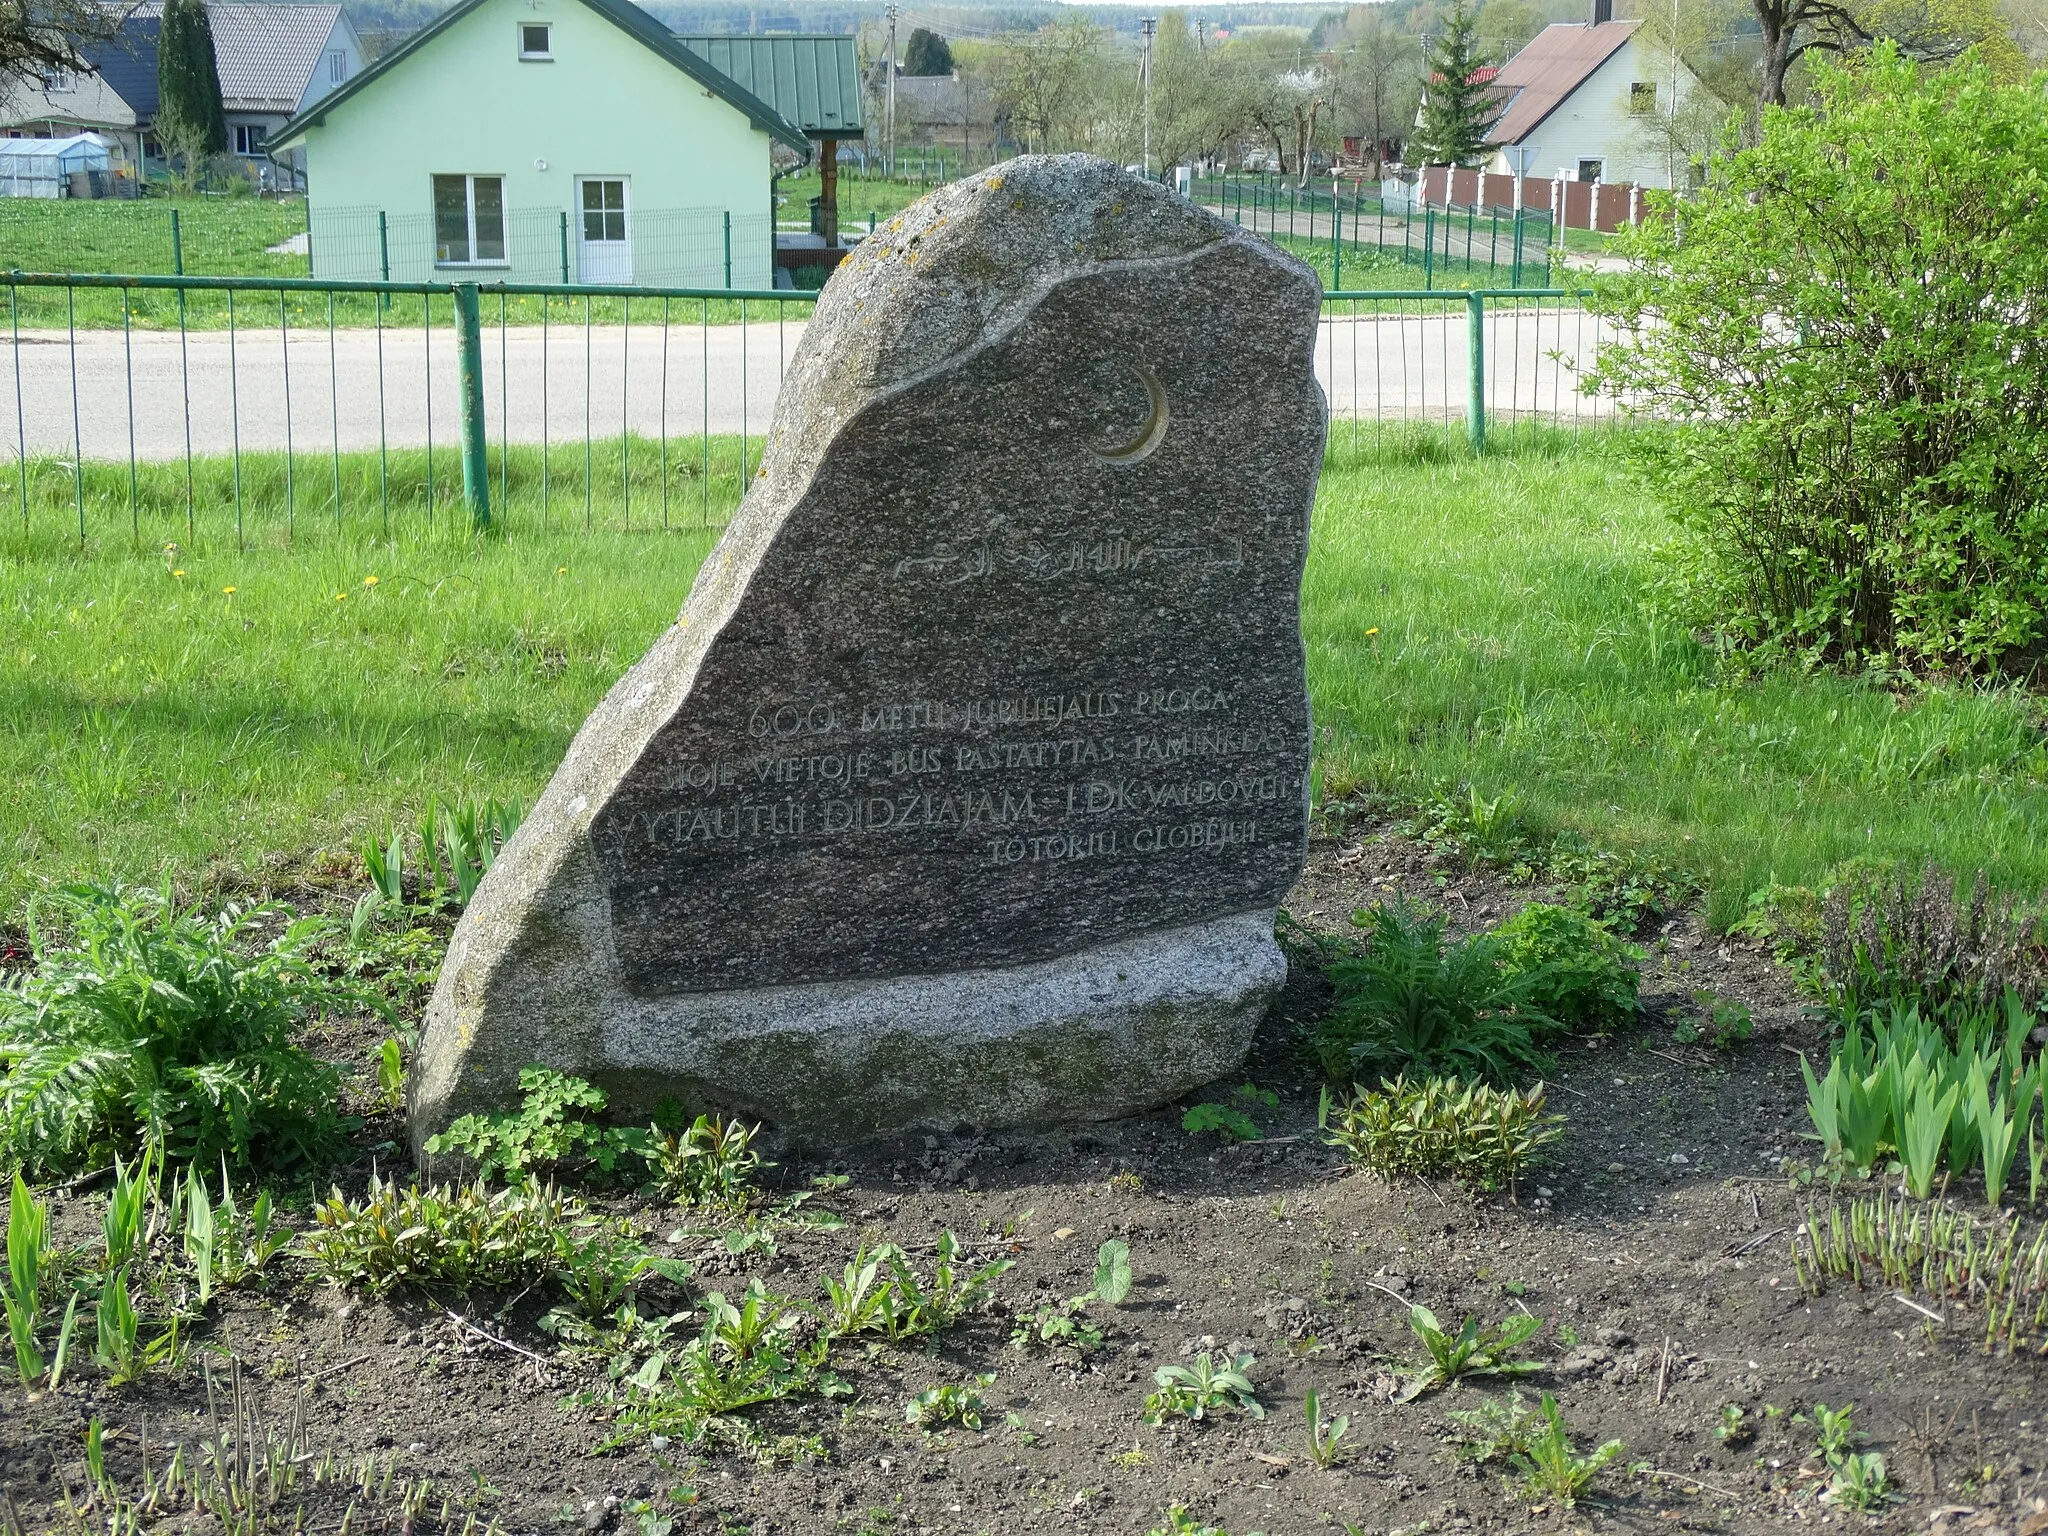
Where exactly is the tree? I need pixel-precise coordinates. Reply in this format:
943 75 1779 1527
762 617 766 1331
901 26 953 77
1410 0 1497 165
1474 0 1544 61
1588 47 2048 674
1749 0 2023 105
156 0 227 181
1327 5 1422 174
986 18 1105 154
0 0 121 88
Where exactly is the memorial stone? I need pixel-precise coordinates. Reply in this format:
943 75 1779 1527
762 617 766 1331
409 154 1326 1154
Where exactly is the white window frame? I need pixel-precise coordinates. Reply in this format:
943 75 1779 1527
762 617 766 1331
432 173 509 267
1628 80 1656 114
518 22 553 60
326 49 348 84
44 66 74 93
233 123 266 158
1576 158 1603 184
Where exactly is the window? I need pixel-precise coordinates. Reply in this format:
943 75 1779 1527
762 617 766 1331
326 49 348 84
1629 80 1656 113
43 67 73 92
233 123 266 157
519 22 552 59
581 177 626 242
432 174 506 264
1576 158 1603 183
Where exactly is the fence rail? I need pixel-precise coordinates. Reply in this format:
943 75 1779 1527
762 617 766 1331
3 270 1615 551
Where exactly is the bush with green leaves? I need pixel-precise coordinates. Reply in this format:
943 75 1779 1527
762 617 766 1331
1321 1076 1563 1194
1590 48 2048 675
1490 903 1641 1031
0 884 360 1178
1314 901 1560 1084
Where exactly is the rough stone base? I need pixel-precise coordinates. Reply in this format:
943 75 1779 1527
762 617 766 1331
409 912 1282 1154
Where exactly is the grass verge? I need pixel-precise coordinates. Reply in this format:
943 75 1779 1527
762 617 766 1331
2 428 2044 919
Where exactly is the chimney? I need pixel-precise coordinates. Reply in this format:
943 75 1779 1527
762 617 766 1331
1591 0 1612 22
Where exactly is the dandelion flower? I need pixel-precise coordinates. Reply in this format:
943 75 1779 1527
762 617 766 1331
172 569 185 578
335 592 348 602
222 586 236 595
556 566 568 574
1365 627 1380 637
362 575 379 587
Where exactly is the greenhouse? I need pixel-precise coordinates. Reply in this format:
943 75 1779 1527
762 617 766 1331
0 133 112 198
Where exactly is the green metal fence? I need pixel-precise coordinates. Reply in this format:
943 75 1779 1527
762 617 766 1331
2 270 1612 551
1186 172 1557 291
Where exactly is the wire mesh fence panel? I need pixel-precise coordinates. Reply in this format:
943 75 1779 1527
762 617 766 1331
2 274 1618 554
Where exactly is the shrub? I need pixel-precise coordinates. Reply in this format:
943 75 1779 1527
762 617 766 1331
1820 865 2047 1019
1590 48 2048 675
0 885 357 1178
1321 1076 1563 1193
1491 903 1642 1030
1314 902 1558 1083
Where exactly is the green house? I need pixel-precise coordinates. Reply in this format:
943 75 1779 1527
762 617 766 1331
273 0 859 288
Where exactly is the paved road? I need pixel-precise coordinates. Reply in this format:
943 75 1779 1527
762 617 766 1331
5 308 1616 462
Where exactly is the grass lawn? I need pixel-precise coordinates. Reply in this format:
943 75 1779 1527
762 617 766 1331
0 194 311 278
3 431 2044 921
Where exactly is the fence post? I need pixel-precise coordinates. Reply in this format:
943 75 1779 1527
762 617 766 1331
1466 290 1485 456
453 282 491 530
559 211 570 283
1331 176 1341 291
1422 205 1434 289
377 210 390 281
722 211 732 289
1511 210 1524 290
170 207 183 275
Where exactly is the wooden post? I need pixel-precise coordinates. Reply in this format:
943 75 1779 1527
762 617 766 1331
818 137 839 248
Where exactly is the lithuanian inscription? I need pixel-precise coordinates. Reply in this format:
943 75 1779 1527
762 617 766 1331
410 154 1325 1147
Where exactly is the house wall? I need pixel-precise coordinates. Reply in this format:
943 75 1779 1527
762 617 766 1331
294 12 367 116
296 0 775 285
1486 36 1700 189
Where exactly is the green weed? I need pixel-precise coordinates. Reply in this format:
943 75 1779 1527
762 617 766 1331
1142 1351 1265 1424
424 1066 650 1183
1511 1392 1624 1507
0 884 361 1177
1317 900 1559 1083
1449 1390 1542 1462
1398 1304 1543 1401
1490 903 1642 1031
1302 1388 1352 1468
646 1112 764 1210
1321 1076 1563 1194
905 1374 993 1431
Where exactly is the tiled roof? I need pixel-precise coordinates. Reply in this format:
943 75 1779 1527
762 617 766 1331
1487 20 1639 146
132 3 344 114
673 35 863 136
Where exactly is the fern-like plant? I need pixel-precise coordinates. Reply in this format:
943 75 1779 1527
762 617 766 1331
0 884 363 1178
1315 902 1559 1083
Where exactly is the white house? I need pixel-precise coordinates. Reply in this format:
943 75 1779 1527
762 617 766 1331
270 0 814 287
1482 0 1710 189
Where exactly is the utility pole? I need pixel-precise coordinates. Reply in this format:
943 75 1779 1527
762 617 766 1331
1140 15 1156 178
885 6 898 179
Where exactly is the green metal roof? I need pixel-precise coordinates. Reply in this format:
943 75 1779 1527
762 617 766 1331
674 34 864 138
271 0 811 155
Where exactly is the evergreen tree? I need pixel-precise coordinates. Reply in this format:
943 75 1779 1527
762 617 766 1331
156 0 228 164
901 26 954 76
1411 0 1498 167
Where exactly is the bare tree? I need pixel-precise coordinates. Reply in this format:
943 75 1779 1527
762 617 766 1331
986 18 1106 154
0 0 125 88
1326 8 1421 176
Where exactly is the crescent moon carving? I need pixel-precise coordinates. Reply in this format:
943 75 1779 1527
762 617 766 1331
1089 363 1170 466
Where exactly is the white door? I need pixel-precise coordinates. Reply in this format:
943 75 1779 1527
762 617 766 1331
577 177 630 284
